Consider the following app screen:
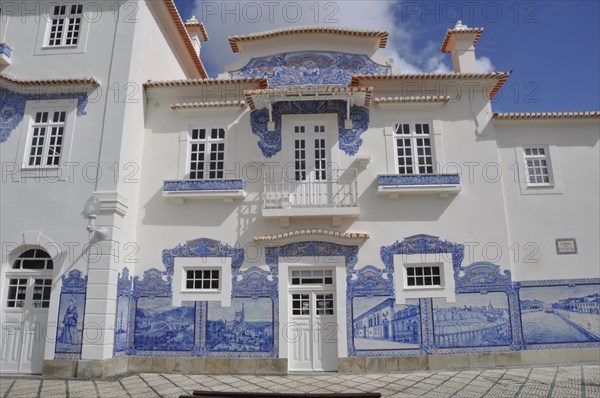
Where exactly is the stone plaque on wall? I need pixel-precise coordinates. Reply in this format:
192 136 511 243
556 239 577 255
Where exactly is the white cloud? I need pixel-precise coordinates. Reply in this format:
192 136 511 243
475 56 495 73
192 0 487 76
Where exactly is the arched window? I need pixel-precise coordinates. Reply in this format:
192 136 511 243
12 249 53 270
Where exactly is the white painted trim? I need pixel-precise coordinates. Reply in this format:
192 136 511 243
514 142 564 195
393 253 456 304
172 257 232 307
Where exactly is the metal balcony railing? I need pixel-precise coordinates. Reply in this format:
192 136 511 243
263 169 359 210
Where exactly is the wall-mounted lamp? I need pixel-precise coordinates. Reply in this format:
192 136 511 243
84 196 108 240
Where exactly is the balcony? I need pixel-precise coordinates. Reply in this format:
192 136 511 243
162 179 246 202
263 169 359 226
378 174 461 198
0 44 11 65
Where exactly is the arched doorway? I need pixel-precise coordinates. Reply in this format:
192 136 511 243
1 248 54 374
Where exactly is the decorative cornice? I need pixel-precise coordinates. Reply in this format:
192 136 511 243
171 101 246 110
244 86 373 111
255 230 369 242
351 72 511 100
144 77 267 89
229 26 388 53
161 0 208 78
493 111 600 120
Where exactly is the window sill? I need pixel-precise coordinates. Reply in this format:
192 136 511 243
162 179 246 203
378 174 461 198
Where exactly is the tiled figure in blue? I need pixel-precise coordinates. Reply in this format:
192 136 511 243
352 297 421 350
114 296 129 352
55 293 85 353
433 293 512 348
206 298 273 352
520 284 600 344
58 299 78 344
134 297 195 351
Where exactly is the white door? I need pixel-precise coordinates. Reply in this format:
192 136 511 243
1 250 53 374
291 122 330 207
288 269 339 372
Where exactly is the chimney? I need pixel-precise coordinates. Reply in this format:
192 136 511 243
184 16 208 56
441 21 483 73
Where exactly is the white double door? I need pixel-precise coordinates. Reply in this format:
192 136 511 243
289 120 331 207
1 275 52 374
288 289 339 371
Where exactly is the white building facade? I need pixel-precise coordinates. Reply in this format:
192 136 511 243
1 1 598 378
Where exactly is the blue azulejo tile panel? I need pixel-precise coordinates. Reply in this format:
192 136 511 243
114 295 130 352
206 298 274 353
134 297 195 351
352 296 421 351
520 284 600 344
55 270 87 358
55 293 86 354
433 292 512 348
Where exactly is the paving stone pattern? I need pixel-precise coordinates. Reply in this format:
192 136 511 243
0 364 598 398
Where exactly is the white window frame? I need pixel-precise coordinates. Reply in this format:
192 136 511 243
44 3 84 48
172 257 232 307
393 254 456 304
183 268 221 292
186 126 227 180
403 263 444 289
514 142 563 195
22 110 68 169
523 146 554 187
17 102 76 178
392 121 436 175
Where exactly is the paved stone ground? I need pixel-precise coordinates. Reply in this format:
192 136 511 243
0 364 598 398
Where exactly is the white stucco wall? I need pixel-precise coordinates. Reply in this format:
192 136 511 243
495 118 600 281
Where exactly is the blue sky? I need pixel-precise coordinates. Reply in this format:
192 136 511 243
174 0 599 112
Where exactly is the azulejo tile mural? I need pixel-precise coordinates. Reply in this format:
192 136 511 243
114 268 132 354
432 293 512 348
112 236 599 361
206 298 274 353
55 270 87 359
520 284 600 345
134 297 195 351
352 297 421 351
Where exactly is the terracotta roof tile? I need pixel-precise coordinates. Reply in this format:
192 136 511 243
440 27 483 53
351 72 511 100
144 77 268 88
373 95 450 104
171 101 246 110
0 74 99 87
493 112 600 120
163 0 208 78
255 230 369 242
229 26 388 53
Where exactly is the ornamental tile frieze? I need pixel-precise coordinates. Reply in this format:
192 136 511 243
229 51 391 87
250 100 369 157
0 86 91 143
